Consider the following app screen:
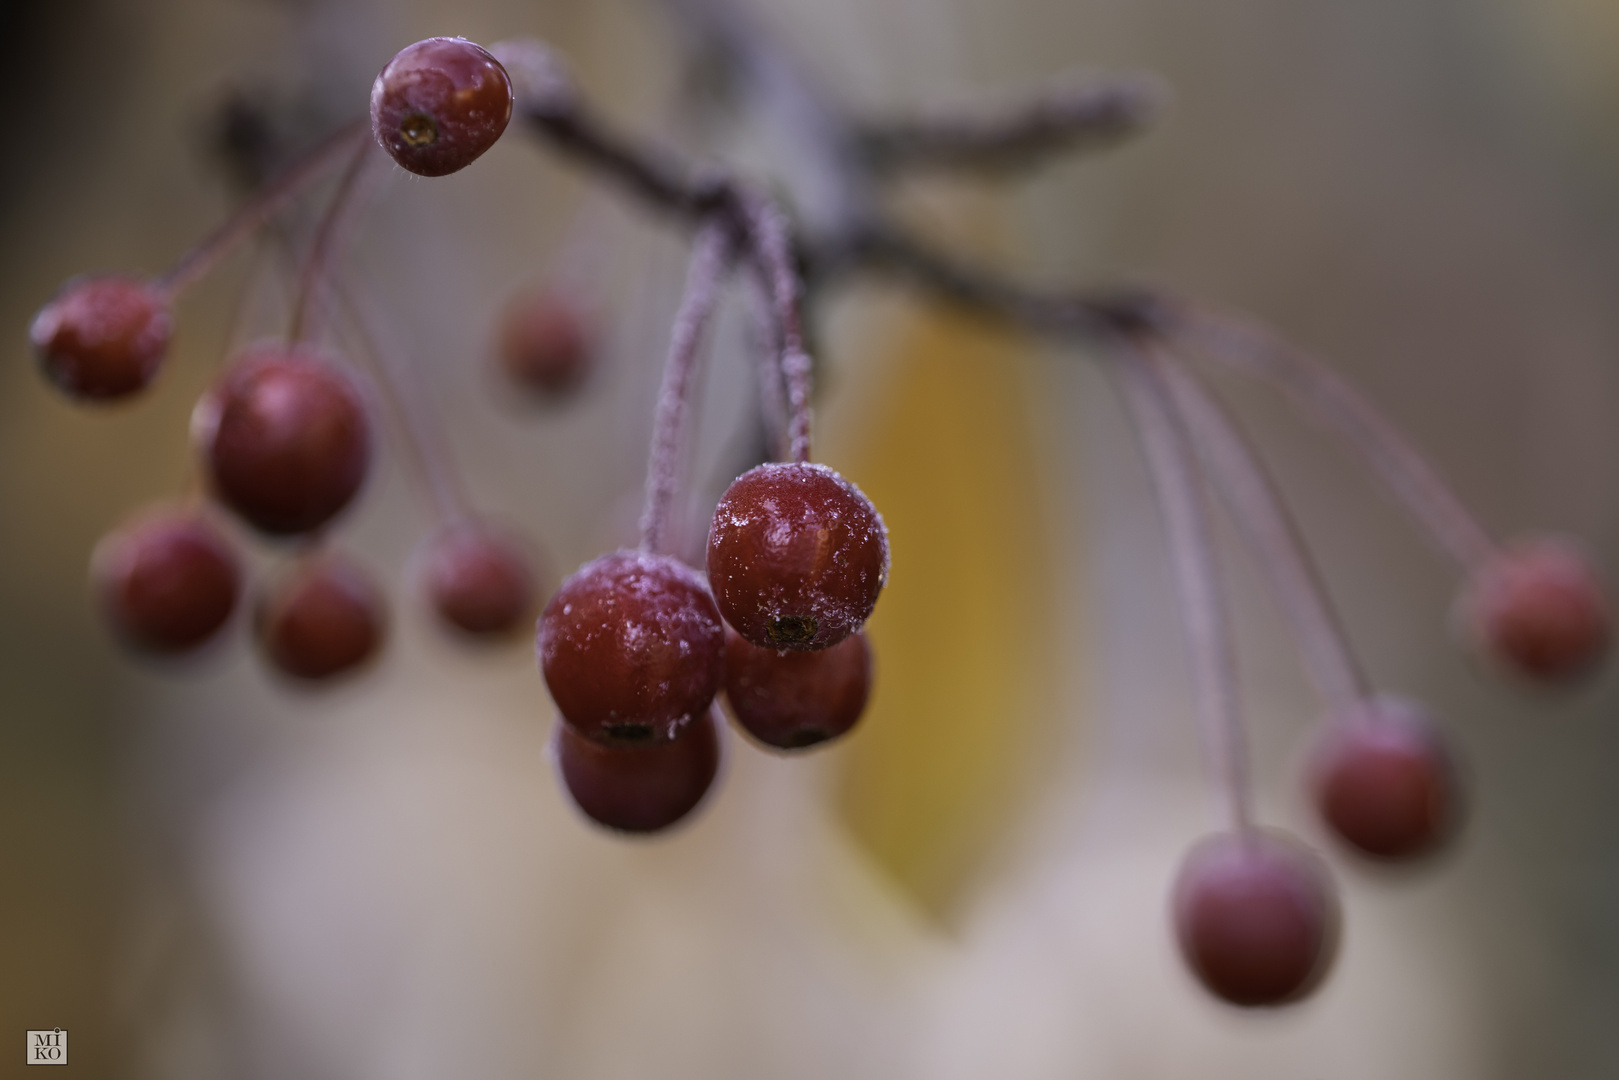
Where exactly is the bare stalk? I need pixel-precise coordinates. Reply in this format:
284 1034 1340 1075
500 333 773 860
288 138 378 344
640 223 732 555
857 72 1167 175
1163 302 1499 571
1111 336 1253 833
742 196 814 463
158 121 370 297
1155 351 1369 715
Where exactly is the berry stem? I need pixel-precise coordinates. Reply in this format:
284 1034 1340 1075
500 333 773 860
288 137 379 344
1154 350 1370 715
1112 336 1253 833
157 121 371 298
333 286 471 526
640 222 732 555
746 275 790 461
1165 302 1499 571
744 196 814 464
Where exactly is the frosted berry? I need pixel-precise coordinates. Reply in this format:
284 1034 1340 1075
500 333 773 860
257 555 385 681
420 522 544 639
707 462 888 651
1458 537 1611 684
195 346 371 536
723 626 871 749
1311 698 1459 861
92 509 240 655
497 288 594 400
553 706 721 833
1173 831 1338 1007
537 550 725 745
31 276 172 401
371 37 513 177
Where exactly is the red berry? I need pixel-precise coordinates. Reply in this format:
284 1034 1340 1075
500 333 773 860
722 625 871 749
91 509 240 655
257 555 386 681
194 346 372 536
537 550 725 745
31 276 172 401
553 706 721 833
1311 698 1459 861
707 462 889 651
370 37 513 177
497 288 594 400
1458 537 1611 684
420 522 544 639
1172 831 1338 1007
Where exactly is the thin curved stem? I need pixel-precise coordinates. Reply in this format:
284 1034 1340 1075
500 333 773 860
288 138 378 344
744 196 814 463
1154 350 1370 715
1164 302 1499 572
1111 336 1253 834
333 286 470 527
157 121 370 298
640 222 731 555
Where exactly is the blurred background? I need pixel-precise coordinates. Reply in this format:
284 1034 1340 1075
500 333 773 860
2 0 1617 1076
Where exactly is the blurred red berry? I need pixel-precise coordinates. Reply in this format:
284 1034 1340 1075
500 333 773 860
257 555 386 681
537 550 725 745
1459 537 1611 684
553 706 721 833
195 346 372 537
1311 698 1459 861
497 288 594 400
370 37 513 177
723 625 871 749
420 522 545 639
31 276 172 401
92 509 240 655
707 462 888 651
1173 831 1338 1007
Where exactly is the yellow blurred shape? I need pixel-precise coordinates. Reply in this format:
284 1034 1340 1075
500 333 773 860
830 306 1075 923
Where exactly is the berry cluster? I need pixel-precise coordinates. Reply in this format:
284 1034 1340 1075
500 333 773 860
31 30 1612 1014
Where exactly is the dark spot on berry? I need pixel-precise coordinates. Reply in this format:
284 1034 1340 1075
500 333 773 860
400 113 437 146
604 722 656 744
767 615 817 646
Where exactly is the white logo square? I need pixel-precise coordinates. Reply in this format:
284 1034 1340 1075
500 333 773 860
26 1030 66 1066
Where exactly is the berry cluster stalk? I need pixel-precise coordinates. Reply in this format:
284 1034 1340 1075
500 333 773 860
640 223 732 555
289 138 379 344
1154 353 1369 715
1112 337 1252 833
157 122 371 298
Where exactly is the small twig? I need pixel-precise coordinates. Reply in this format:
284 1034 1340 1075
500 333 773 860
641 222 732 554
858 72 1167 175
1155 350 1369 714
742 195 814 463
1162 301 1500 571
1111 335 1252 833
158 121 370 297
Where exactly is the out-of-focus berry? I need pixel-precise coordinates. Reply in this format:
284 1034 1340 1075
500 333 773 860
92 508 240 655
31 276 172 401
1458 537 1611 685
257 555 386 681
722 626 871 749
553 706 721 833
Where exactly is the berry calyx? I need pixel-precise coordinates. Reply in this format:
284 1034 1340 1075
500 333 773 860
1172 831 1338 1007
194 346 372 536
707 462 889 651
370 37 513 178
1310 698 1459 861
1458 537 1612 685
31 276 172 401
420 522 544 639
91 508 241 655
722 625 871 749
257 555 386 681
537 550 726 745
553 706 721 833
497 287 594 400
